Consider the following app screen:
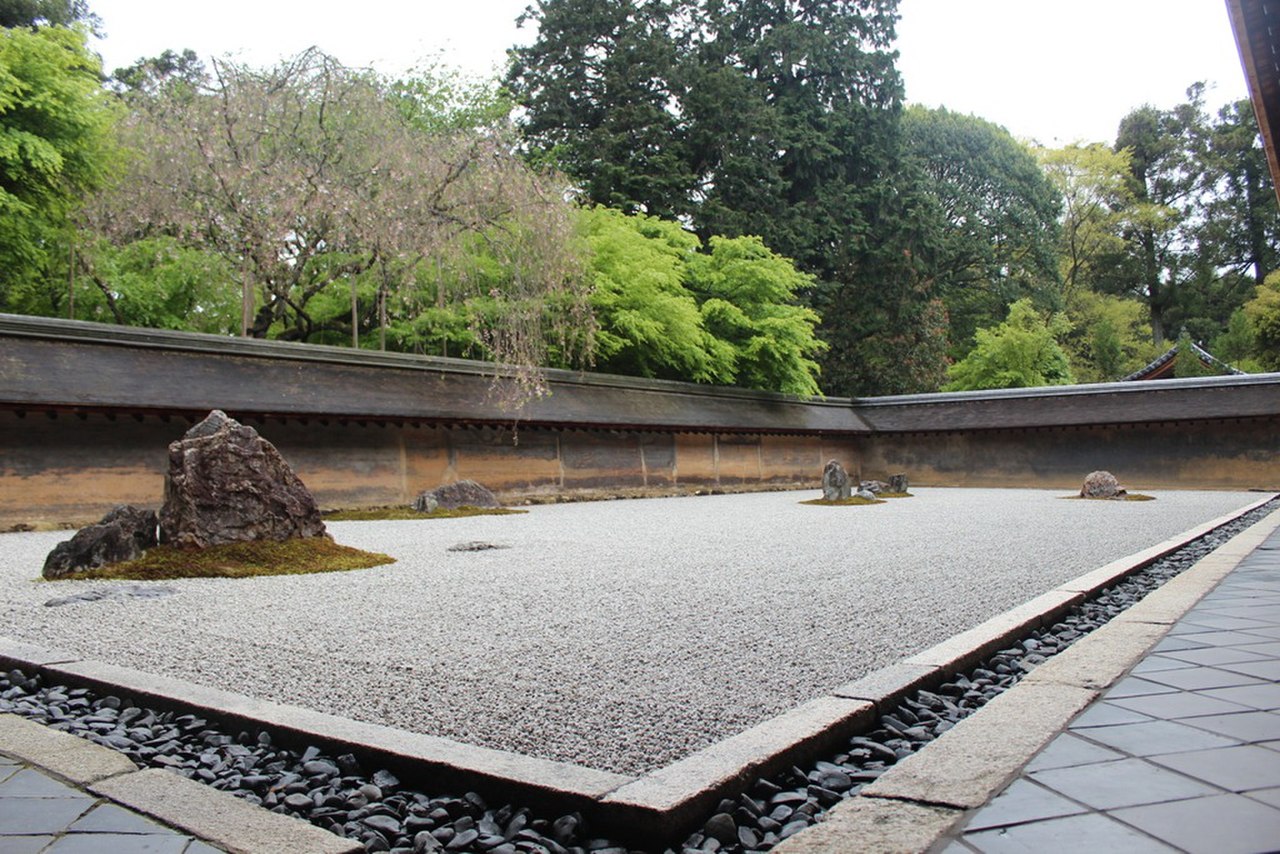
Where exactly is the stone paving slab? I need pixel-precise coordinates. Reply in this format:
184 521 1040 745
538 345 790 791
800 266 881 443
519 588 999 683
938 508 1280 854
0 713 136 784
92 769 362 854
0 713 358 854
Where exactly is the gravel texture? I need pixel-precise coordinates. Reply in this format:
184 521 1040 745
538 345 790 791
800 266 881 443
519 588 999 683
0 488 1260 775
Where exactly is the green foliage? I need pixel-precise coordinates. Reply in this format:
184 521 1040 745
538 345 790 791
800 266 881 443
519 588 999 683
577 207 823 394
109 49 206 96
1061 291 1159 382
1244 271 1280 371
0 24 116 309
1198 99 1280 287
580 206 728 382
72 237 238 332
510 0 922 396
943 299 1074 391
77 49 592 390
388 62 513 134
1211 308 1258 369
902 106 1062 353
0 0 96 30
1037 143 1137 301
689 235 826 396
1102 84 1273 348
814 166 951 396
507 0 692 218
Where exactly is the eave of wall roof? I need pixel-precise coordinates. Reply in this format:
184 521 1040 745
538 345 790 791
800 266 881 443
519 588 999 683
1227 0 1280 205
4 315 1280 436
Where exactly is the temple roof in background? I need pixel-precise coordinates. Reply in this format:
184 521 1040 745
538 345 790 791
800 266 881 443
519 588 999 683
1120 340 1247 381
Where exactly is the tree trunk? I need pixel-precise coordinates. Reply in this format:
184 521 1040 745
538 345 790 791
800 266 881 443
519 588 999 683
67 240 75 320
378 282 386 351
350 279 359 349
240 257 252 337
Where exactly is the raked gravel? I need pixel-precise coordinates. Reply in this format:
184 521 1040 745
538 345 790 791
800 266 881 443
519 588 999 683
0 488 1260 775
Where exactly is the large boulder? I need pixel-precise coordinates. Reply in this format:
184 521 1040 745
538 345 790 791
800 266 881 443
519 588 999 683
412 480 500 513
1080 470 1127 499
887 473 909 494
159 410 327 548
43 505 158 579
821 460 851 501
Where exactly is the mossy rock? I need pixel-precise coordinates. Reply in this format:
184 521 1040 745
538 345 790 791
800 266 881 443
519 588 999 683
800 496 886 507
324 505 527 522
49 537 394 581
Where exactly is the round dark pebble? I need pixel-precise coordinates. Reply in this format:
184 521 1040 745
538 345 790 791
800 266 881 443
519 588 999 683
703 812 737 844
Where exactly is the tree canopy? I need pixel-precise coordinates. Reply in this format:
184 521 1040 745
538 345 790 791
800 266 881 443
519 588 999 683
0 23 115 312
902 106 1062 354
510 0 921 396
0 0 96 30
943 299 1073 391
579 206 825 394
7 3 1280 397
80 49 592 383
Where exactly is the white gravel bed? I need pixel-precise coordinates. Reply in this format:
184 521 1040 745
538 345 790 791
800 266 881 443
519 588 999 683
0 488 1259 775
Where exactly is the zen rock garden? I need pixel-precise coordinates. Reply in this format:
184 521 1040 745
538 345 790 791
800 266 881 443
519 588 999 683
39 411 517 581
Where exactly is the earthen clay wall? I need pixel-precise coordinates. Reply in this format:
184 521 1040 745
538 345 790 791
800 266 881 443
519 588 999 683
0 410 861 528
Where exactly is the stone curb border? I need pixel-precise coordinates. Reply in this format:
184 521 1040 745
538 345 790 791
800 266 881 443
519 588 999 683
0 712 361 854
771 502 1280 854
1 493 1274 848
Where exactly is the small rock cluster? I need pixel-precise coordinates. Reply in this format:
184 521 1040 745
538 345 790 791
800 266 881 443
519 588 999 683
413 480 501 514
3 497 1272 854
820 462 907 501
858 474 908 496
41 411 328 579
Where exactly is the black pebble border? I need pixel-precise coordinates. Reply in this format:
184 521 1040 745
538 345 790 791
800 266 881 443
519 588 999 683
2 497 1276 854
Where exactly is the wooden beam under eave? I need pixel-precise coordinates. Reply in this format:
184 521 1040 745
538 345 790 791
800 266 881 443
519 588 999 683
1227 0 1280 206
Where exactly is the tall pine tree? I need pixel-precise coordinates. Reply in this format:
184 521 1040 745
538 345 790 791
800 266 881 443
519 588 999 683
509 0 947 395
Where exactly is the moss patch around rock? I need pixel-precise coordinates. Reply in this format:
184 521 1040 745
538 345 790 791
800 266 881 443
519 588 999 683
800 496 886 507
1061 494 1157 502
55 537 395 581
323 505 527 522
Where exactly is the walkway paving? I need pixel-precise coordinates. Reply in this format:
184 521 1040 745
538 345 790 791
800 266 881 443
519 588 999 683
0 755 224 853
0 711 359 854
941 527 1280 853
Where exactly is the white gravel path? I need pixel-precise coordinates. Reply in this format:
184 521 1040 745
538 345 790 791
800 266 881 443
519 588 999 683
0 488 1259 774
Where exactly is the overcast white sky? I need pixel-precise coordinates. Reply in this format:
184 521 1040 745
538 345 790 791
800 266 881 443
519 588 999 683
90 0 1249 147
